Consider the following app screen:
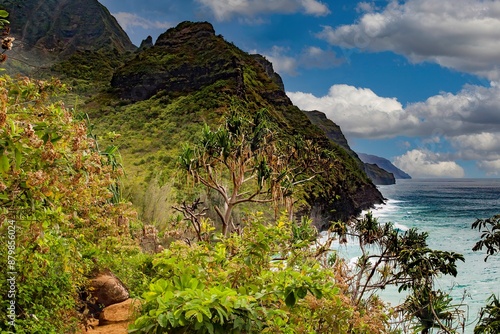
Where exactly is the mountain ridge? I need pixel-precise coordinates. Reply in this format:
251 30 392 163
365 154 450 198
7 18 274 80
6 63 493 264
304 110 396 185
1 0 135 74
1 2 385 230
358 153 412 179
92 21 384 229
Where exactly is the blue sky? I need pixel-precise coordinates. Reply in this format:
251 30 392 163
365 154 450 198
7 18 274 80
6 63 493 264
99 0 500 178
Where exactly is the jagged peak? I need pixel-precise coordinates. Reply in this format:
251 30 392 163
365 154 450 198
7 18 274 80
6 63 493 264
155 21 216 47
139 35 153 50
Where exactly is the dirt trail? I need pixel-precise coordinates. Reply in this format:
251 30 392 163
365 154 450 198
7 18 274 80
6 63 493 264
79 299 138 334
81 319 130 334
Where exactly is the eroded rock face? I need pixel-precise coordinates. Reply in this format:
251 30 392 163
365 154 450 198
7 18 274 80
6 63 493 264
250 54 285 91
4 0 135 55
111 21 244 102
155 21 216 47
89 273 129 307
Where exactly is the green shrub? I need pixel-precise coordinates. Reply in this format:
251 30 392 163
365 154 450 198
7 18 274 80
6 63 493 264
130 214 393 333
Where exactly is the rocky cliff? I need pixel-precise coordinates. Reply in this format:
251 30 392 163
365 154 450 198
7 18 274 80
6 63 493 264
304 110 396 185
1 0 135 73
358 153 412 179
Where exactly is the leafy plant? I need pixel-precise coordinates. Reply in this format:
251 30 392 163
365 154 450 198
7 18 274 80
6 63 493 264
130 214 394 333
330 213 465 333
472 214 500 261
472 214 500 333
474 294 500 334
0 75 141 333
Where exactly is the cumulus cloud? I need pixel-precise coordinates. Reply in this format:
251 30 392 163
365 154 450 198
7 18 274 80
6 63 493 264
316 0 500 80
477 159 500 176
300 46 344 69
393 149 465 178
112 12 173 31
195 0 330 21
258 46 343 76
406 83 500 137
288 82 500 176
287 84 419 138
451 133 500 157
289 82 500 139
356 2 377 13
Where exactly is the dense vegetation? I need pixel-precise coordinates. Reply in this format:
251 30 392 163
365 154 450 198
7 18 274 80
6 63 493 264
0 75 151 333
1 7 499 333
0 74 471 334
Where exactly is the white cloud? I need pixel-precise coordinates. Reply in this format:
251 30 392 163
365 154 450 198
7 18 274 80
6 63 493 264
300 46 344 69
112 12 173 31
477 159 500 176
289 82 500 139
406 83 500 137
288 82 500 176
356 2 377 13
287 84 419 138
393 149 465 178
451 133 500 154
301 0 330 16
317 0 500 80
195 0 330 21
257 45 343 76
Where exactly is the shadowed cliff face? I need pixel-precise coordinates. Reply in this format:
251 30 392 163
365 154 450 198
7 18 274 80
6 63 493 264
304 110 396 185
110 21 291 105
3 0 135 57
111 22 244 102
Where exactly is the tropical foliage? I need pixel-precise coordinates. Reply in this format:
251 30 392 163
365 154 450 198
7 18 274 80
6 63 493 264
0 10 480 333
130 213 394 334
0 75 145 333
330 213 465 333
472 214 500 333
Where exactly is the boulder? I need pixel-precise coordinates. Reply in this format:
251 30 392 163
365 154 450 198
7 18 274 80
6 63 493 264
99 298 140 326
89 273 129 307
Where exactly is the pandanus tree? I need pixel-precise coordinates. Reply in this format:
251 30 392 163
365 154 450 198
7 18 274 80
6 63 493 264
178 107 321 236
472 214 500 333
331 213 465 333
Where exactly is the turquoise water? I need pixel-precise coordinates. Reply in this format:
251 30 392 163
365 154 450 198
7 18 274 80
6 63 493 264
372 179 500 333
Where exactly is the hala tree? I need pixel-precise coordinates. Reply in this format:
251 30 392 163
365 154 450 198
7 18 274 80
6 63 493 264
178 107 320 236
472 215 500 333
330 213 465 333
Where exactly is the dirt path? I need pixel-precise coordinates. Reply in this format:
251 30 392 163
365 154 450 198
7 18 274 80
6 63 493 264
81 319 131 334
79 299 138 334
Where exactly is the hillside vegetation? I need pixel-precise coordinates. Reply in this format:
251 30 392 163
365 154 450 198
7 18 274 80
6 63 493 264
0 3 483 332
75 21 383 230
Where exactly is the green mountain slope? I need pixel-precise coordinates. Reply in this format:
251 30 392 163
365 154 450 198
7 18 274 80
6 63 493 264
83 21 383 230
304 110 395 185
3 1 384 230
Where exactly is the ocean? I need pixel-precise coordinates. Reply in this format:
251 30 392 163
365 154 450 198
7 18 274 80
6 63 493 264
329 178 500 333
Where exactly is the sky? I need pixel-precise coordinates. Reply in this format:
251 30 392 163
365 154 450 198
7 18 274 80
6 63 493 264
98 0 500 178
